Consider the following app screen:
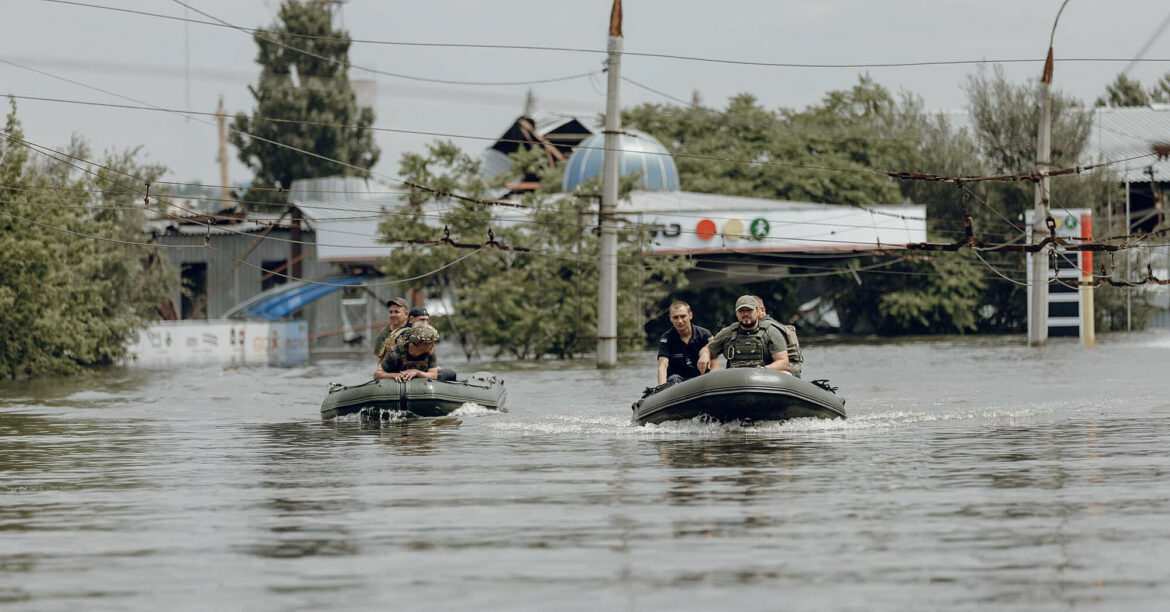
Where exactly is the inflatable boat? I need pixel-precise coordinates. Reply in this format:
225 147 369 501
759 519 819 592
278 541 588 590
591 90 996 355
320 373 506 420
631 368 845 425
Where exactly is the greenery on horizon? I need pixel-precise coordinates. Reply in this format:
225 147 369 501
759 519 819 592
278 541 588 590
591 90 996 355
0 101 175 379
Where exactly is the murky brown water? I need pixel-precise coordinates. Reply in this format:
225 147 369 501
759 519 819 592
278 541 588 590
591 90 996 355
2 335 1170 611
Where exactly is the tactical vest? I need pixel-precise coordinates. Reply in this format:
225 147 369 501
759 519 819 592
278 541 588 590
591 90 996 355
724 328 770 368
768 321 804 370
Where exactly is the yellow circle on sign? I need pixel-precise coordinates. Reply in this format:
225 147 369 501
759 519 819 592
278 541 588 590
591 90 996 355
723 218 745 240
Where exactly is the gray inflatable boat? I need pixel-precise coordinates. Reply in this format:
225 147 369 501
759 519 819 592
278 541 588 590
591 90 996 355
320 373 507 420
632 368 845 425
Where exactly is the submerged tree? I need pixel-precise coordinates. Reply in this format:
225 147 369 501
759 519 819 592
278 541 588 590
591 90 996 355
380 142 692 360
0 101 175 379
231 0 379 208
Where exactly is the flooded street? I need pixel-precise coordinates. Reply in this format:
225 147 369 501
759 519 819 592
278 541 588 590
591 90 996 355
2 335 1170 611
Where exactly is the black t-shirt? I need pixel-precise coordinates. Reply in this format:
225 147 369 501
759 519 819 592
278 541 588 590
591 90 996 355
380 347 436 373
657 324 712 380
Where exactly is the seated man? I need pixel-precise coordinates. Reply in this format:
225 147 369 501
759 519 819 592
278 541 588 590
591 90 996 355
750 295 804 378
387 306 432 348
373 297 409 359
656 300 712 385
696 295 791 374
375 325 441 382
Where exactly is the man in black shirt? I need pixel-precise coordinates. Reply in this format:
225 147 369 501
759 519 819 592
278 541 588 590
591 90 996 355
656 301 712 385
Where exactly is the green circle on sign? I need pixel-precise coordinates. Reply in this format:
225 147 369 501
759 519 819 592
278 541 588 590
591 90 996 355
1064 215 1078 229
750 218 770 240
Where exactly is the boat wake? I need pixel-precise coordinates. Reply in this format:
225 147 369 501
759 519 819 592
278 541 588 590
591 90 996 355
450 402 496 417
483 401 1060 438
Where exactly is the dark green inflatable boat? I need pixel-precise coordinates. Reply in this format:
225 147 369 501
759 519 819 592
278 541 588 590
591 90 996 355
320 373 507 420
632 368 845 426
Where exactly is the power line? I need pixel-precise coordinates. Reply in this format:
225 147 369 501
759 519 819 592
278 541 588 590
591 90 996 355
40 0 1170 71
3 59 1155 256
4 89 1147 199
167 0 598 88
621 76 694 106
10 129 1168 260
0 208 205 249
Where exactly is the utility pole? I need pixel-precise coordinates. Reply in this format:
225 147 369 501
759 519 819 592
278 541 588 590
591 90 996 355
216 96 230 208
597 0 622 368
1029 1 1071 346
1126 176 1133 331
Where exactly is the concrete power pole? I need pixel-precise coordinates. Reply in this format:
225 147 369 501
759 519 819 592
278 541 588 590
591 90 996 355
216 96 230 208
1028 51 1053 346
597 0 623 368
1029 2 1070 346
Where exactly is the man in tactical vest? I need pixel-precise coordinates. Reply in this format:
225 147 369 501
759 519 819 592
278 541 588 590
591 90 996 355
696 295 792 374
751 295 804 378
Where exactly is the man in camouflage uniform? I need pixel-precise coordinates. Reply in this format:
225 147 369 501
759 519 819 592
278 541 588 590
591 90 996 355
382 306 432 356
373 297 409 359
374 325 441 382
697 295 793 375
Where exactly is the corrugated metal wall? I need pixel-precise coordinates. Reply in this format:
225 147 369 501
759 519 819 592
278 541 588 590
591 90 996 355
156 229 398 355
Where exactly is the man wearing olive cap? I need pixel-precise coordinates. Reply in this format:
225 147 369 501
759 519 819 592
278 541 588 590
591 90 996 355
373 297 409 358
696 295 792 374
375 324 442 382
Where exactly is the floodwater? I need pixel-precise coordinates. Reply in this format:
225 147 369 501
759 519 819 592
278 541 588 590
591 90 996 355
2 335 1170 612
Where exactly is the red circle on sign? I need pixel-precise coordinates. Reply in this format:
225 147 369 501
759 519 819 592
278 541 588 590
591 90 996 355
696 219 717 240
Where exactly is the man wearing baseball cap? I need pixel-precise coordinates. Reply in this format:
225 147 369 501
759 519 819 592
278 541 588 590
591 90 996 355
373 297 409 358
696 295 792 374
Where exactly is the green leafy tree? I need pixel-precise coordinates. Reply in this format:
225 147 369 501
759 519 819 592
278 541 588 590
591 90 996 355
1096 73 1152 107
381 143 691 359
827 254 987 334
231 0 379 207
0 101 175 379
1151 74 1170 103
623 90 904 205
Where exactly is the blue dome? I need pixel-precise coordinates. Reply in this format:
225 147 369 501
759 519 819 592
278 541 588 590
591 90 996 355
562 129 680 192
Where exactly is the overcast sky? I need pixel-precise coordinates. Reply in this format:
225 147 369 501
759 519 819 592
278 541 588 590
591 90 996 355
3 0 1170 187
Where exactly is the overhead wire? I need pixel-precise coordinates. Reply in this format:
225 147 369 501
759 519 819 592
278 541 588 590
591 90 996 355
8 127 1169 262
5 43 1165 265
38 0 1170 71
166 0 599 88
2 88 1151 215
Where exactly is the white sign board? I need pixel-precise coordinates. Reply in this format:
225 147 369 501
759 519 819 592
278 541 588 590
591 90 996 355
126 320 309 368
634 206 926 254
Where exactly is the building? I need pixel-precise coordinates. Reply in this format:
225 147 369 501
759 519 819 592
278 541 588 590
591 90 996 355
149 177 415 358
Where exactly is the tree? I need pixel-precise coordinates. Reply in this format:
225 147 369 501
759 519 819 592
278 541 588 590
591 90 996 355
231 0 379 207
623 90 904 205
1152 74 1170 103
1096 73 1151 107
0 101 175 379
380 143 692 359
